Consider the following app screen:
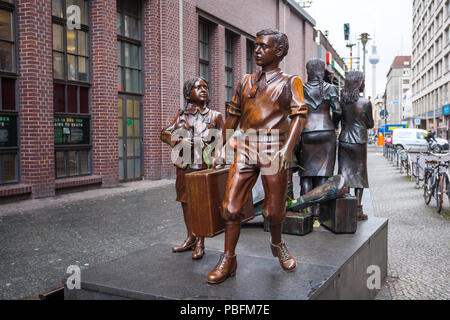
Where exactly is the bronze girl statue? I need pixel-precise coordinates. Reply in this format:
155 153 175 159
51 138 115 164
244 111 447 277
337 71 374 220
160 77 224 259
296 59 341 213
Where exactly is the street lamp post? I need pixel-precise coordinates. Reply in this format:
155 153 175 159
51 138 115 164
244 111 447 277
359 33 371 97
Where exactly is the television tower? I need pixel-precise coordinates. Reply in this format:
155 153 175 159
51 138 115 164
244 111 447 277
369 43 380 101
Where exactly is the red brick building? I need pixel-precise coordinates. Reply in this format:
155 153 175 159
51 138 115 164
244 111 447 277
0 0 315 202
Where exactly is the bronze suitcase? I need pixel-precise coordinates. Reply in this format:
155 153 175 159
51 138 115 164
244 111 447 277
186 168 254 238
264 212 314 236
319 196 358 234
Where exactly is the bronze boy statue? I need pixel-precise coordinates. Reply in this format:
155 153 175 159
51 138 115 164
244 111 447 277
296 59 341 214
160 77 224 260
337 71 374 220
207 29 308 284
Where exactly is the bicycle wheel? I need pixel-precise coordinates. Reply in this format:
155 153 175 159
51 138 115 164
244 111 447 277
423 171 433 205
447 175 450 203
444 175 449 211
436 175 444 213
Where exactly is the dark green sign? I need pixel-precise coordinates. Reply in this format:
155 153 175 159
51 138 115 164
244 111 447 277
0 115 17 147
54 117 90 145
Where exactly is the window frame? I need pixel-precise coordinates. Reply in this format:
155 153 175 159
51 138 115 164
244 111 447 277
246 38 254 75
225 29 234 103
199 19 211 83
0 0 17 75
117 0 143 96
0 0 19 185
52 0 92 179
55 147 91 179
117 0 144 182
52 1 91 84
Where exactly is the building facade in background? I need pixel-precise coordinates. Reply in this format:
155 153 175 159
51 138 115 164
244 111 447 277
374 94 385 129
0 0 316 201
385 56 411 125
412 0 450 138
314 30 346 91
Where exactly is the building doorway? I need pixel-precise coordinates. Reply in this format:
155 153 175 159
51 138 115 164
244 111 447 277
118 96 142 182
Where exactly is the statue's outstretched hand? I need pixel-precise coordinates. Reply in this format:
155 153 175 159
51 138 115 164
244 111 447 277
277 146 292 173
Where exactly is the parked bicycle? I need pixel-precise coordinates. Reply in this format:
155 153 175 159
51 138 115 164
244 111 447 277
423 154 450 213
397 147 414 177
412 153 425 188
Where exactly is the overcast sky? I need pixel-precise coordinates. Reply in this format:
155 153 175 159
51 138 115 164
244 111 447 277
303 0 412 98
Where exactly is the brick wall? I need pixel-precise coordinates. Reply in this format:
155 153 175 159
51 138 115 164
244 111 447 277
90 0 119 187
233 35 246 90
191 0 315 80
159 0 181 178
17 0 55 199
284 7 306 80
304 22 316 71
142 0 162 180
194 0 279 37
183 1 198 84
209 24 226 116
5 0 319 201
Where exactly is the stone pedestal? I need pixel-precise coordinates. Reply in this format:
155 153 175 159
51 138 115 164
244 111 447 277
65 216 388 300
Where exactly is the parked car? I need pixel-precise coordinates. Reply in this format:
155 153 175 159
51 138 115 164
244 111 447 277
392 128 449 152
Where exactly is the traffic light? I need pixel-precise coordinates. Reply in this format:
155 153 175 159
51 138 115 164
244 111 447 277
344 23 350 41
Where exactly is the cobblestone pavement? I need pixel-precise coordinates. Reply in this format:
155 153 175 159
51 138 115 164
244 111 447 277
369 145 450 300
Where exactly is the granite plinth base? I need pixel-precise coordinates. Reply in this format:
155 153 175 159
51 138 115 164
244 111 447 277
64 217 388 300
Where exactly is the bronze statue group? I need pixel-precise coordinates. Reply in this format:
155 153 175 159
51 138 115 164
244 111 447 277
161 29 374 285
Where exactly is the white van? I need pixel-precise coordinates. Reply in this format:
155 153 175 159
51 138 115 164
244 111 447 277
392 128 449 152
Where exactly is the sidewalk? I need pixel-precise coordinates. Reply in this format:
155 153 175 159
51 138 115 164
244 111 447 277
0 179 175 217
368 145 450 299
0 179 180 299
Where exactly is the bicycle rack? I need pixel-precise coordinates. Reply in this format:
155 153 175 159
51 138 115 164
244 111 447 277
415 155 421 189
